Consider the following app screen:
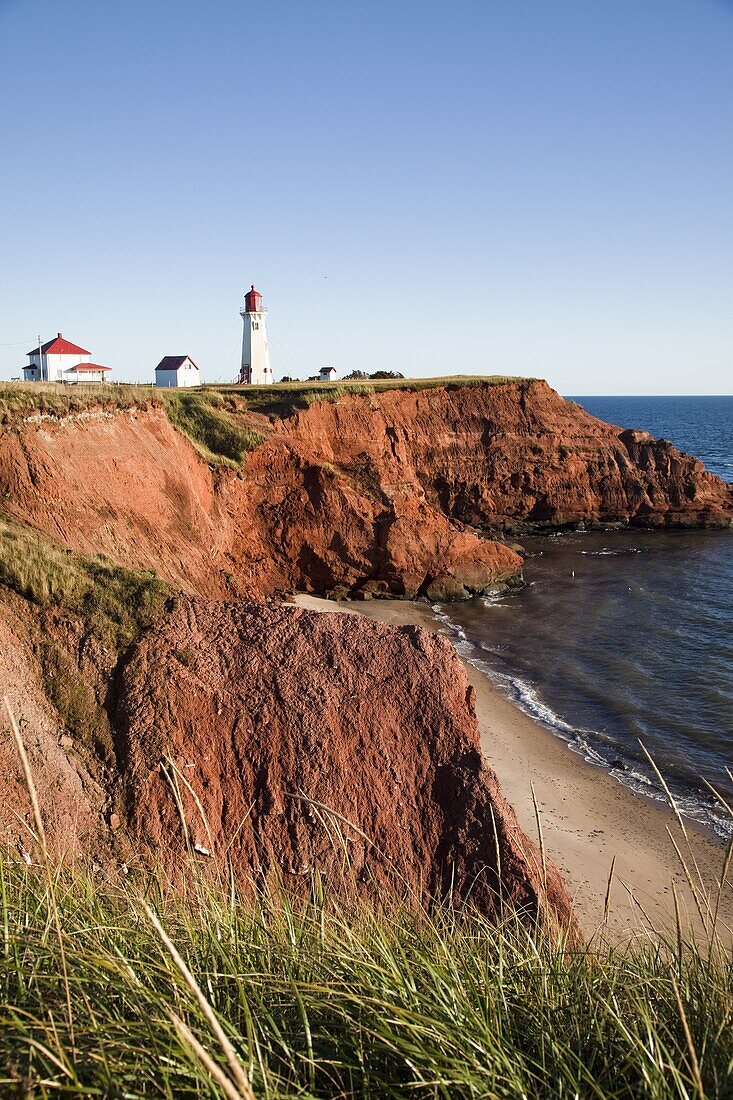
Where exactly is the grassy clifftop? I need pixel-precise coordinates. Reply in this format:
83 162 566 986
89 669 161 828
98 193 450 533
0 374 527 422
0 382 161 423
206 373 529 418
0 375 530 467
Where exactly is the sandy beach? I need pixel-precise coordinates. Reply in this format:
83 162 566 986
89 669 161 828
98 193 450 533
294 593 732 942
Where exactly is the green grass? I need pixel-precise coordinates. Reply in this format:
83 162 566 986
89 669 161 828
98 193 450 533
0 854 731 1099
0 514 169 652
163 390 266 466
0 514 171 768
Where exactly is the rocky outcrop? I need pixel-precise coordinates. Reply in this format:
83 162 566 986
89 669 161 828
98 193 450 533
0 381 729 602
233 442 522 600
274 381 733 535
0 590 576 931
114 599 575 930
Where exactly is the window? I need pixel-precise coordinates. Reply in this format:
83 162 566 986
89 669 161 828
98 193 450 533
252 322 259 330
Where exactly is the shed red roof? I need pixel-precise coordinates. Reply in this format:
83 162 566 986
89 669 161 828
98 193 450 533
27 334 91 356
64 363 111 373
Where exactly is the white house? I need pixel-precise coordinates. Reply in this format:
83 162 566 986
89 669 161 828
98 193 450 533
155 355 200 388
238 284 273 385
318 365 337 382
23 333 99 382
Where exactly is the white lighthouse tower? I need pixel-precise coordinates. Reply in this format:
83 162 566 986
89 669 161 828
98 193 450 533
238 284 273 385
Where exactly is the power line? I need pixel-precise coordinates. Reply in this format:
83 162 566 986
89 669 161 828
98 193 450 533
213 336 241 383
267 327 306 376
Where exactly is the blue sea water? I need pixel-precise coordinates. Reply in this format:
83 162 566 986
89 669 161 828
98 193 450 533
436 397 733 838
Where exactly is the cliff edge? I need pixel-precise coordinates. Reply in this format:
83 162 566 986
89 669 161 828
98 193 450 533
0 379 728 602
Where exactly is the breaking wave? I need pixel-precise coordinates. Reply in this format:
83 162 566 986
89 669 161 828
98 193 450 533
432 598 733 841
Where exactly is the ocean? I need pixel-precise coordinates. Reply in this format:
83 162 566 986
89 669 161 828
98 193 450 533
435 396 733 839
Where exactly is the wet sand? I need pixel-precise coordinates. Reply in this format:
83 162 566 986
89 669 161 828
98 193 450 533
294 594 732 943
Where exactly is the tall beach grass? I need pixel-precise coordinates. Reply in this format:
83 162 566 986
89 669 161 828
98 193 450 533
0 852 731 1098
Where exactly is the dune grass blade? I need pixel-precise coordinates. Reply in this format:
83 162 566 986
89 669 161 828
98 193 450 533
2 697 75 1052
143 901 254 1099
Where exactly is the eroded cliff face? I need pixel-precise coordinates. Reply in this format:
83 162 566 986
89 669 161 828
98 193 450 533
113 599 574 930
0 407 232 594
273 381 732 535
0 381 729 603
0 588 577 929
0 596 109 860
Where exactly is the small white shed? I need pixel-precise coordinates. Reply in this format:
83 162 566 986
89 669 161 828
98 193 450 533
318 365 337 381
155 356 200 388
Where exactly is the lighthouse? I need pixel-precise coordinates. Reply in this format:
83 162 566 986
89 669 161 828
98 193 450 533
238 284 273 385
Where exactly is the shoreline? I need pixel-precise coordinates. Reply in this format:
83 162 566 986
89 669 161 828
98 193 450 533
294 593 732 942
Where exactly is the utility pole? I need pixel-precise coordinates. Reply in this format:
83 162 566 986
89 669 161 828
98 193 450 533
37 334 43 381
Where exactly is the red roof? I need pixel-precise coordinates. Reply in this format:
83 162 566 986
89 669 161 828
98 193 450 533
27 333 91 356
64 363 111 373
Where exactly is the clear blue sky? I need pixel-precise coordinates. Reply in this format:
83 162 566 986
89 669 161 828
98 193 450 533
1 0 731 393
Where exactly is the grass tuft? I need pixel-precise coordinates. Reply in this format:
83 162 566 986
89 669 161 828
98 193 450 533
0 515 169 651
163 391 266 466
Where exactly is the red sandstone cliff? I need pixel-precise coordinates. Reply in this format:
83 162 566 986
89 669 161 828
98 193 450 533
272 381 732 535
0 380 728 601
113 599 573 929
0 379 728 933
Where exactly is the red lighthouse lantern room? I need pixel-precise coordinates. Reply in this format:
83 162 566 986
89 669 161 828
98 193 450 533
244 284 263 313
